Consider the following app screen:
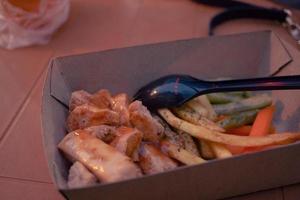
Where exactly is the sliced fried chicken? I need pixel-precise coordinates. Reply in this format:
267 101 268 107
139 143 178 175
84 125 117 143
90 89 114 109
112 93 131 126
67 104 119 131
129 101 164 142
58 130 142 183
69 90 92 111
67 161 97 188
110 127 143 160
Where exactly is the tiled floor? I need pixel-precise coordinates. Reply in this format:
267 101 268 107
0 0 300 199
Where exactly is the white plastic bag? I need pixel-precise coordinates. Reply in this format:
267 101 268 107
0 0 70 49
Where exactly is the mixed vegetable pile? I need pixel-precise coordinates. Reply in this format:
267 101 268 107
58 89 300 189
167 92 277 157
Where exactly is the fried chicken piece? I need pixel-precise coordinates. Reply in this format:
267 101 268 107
90 89 114 109
69 89 113 112
139 143 178 175
129 101 164 142
68 161 97 188
84 125 117 143
69 90 92 111
112 93 131 126
131 148 140 162
110 127 143 160
58 130 142 183
67 104 119 131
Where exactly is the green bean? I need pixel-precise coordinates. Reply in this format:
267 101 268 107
227 91 252 98
213 95 272 115
218 110 259 129
207 93 244 104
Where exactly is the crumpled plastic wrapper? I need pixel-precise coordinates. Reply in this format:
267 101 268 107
0 0 70 49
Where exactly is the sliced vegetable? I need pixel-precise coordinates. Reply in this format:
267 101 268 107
244 106 275 152
213 95 272 115
227 125 276 136
249 105 275 136
173 105 225 132
218 110 259 130
270 126 276 134
207 93 243 104
173 104 229 157
226 91 251 98
227 126 252 136
158 108 300 147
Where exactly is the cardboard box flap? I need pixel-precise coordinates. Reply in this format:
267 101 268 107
269 32 292 75
42 63 71 189
50 31 291 106
50 60 72 108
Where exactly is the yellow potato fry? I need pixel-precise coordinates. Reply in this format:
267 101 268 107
192 95 217 120
199 140 215 159
161 140 206 165
175 129 200 156
185 100 209 118
172 106 224 132
158 109 300 147
210 142 232 158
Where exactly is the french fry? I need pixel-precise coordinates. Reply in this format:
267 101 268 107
199 140 215 159
176 129 200 156
158 109 300 147
161 140 206 165
172 105 224 132
185 100 209 118
192 95 217 120
173 105 229 159
209 142 232 158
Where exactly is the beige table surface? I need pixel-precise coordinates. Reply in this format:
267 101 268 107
0 0 300 199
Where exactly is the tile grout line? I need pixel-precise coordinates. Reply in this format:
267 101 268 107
0 175 53 185
0 55 53 145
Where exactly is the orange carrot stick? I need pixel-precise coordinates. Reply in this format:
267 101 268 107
227 125 276 137
225 145 244 155
227 126 252 136
244 106 275 152
249 105 275 136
